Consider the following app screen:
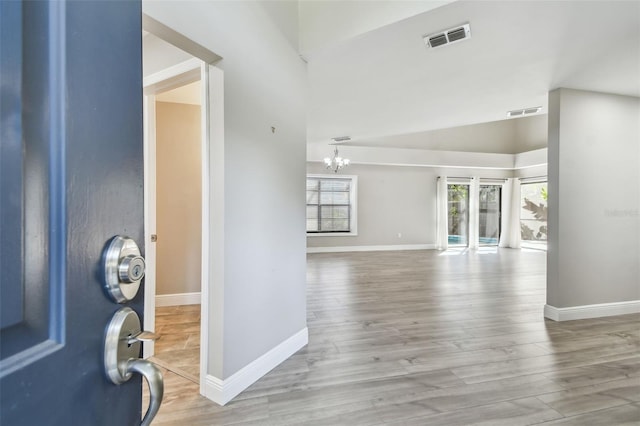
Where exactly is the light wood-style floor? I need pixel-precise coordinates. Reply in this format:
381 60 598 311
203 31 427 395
151 304 201 383
146 248 640 425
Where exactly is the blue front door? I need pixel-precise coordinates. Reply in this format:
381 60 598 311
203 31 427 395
1 1 146 424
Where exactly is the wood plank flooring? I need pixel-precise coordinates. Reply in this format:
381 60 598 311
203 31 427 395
146 248 640 425
151 304 201 383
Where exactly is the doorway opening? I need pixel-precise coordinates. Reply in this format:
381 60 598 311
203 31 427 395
151 79 203 382
141 29 213 396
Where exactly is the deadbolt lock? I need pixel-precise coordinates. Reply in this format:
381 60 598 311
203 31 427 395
119 255 145 283
103 236 145 303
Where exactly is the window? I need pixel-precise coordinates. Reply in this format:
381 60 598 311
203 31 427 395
479 185 501 245
306 175 357 235
448 184 469 245
520 181 547 250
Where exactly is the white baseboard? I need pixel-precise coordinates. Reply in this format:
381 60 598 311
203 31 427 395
155 292 201 307
203 327 308 406
307 244 435 254
544 300 640 321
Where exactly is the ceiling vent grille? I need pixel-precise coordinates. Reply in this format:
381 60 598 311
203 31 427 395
331 136 351 143
507 106 542 118
428 34 448 48
423 23 471 49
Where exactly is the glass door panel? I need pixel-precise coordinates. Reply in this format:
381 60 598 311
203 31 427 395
479 185 501 245
448 184 469 246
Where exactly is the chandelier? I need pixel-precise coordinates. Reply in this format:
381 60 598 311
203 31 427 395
324 146 350 173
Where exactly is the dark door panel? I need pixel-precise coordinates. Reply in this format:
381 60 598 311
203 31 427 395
1 1 145 424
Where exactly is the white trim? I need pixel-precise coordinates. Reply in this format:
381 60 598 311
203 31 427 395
307 244 435 253
307 145 548 170
142 13 222 65
308 173 358 178
519 176 548 184
544 300 640 321
203 328 309 406
199 62 212 398
202 65 225 396
447 177 472 184
199 63 223 397
479 178 508 185
143 58 201 94
155 292 202 307
142 95 157 359
307 232 359 237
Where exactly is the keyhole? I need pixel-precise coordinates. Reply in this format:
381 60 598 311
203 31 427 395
132 265 141 279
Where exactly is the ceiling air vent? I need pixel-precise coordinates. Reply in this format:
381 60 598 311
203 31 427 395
428 33 448 48
332 136 351 143
507 106 542 118
423 23 471 49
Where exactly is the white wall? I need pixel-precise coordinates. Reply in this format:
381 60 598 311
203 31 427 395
144 0 307 385
143 32 192 75
259 0 299 52
307 162 512 249
547 88 640 308
514 114 548 153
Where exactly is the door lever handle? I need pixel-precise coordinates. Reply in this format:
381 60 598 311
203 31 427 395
104 308 164 426
127 359 164 426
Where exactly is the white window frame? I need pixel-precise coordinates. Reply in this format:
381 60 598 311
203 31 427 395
306 174 358 237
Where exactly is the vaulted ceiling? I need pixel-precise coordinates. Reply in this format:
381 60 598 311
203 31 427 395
303 1 640 152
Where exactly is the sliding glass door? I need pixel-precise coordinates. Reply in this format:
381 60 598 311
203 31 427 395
479 185 501 245
447 184 469 246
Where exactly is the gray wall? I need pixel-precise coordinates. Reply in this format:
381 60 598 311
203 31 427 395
144 1 307 379
547 88 640 308
307 162 512 248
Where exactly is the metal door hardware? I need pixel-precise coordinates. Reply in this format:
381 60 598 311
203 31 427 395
104 307 163 426
103 236 145 303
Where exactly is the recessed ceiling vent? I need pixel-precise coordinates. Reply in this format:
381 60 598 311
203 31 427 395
331 136 351 143
423 23 471 49
507 106 542 118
